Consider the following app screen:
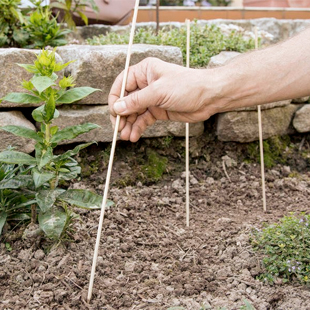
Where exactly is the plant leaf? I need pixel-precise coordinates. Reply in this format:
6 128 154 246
58 189 114 209
38 207 68 239
37 146 53 170
0 175 34 189
0 211 8 236
54 142 95 163
1 125 43 142
36 189 65 213
56 87 100 104
30 76 55 94
51 123 100 144
2 93 41 104
32 168 55 189
0 151 36 165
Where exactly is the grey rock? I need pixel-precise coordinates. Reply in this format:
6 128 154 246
291 96 309 103
207 51 241 69
217 104 301 143
0 111 36 153
49 105 203 144
293 104 310 132
56 44 183 105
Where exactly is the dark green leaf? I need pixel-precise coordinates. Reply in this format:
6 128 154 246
44 96 55 123
56 87 100 104
37 146 53 170
9 213 31 221
1 125 43 142
0 175 33 189
32 168 55 189
38 207 68 239
0 211 8 236
2 93 41 104
0 151 36 165
36 189 65 213
51 123 100 144
54 142 95 163
58 189 114 209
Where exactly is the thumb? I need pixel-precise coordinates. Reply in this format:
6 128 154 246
113 86 159 116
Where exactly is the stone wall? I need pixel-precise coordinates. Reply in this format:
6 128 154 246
1 19 310 153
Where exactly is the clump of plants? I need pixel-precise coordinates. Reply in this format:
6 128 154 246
0 0 69 48
0 48 112 240
251 213 310 285
87 22 256 68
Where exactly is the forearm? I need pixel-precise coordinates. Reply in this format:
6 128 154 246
208 27 310 114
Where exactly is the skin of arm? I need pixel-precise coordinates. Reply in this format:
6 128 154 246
108 26 310 142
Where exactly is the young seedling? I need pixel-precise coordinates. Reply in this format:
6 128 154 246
87 0 140 302
185 19 190 227
0 48 107 240
255 27 267 212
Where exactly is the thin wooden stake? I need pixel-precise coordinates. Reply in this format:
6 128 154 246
255 27 267 212
87 0 140 302
185 19 190 227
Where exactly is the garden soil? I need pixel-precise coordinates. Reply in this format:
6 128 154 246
1 131 310 310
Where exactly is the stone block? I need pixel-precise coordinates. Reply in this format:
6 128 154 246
49 105 204 144
0 111 36 153
216 104 301 143
56 44 183 105
293 104 310 132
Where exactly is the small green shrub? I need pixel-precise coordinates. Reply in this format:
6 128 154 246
0 48 113 240
0 0 29 47
87 22 255 68
24 1 70 48
251 213 310 285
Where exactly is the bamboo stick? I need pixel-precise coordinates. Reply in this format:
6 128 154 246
87 0 140 302
255 27 267 212
185 19 190 227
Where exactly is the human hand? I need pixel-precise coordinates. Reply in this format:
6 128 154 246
108 57 218 142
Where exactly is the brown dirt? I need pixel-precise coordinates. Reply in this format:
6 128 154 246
1 132 310 310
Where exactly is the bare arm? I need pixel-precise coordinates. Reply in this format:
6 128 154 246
108 27 310 142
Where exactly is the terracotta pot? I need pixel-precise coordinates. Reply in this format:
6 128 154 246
288 0 310 7
243 0 289 6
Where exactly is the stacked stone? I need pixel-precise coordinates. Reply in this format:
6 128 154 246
0 45 204 153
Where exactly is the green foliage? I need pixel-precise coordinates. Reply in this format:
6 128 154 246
0 0 69 48
0 161 34 235
141 149 168 182
251 213 310 285
87 22 255 68
246 135 291 168
0 0 29 47
50 0 98 29
0 48 113 240
23 2 70 49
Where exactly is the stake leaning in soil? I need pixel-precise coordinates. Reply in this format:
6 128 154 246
87 0 140 302
255 27 267 212
185 19 190 227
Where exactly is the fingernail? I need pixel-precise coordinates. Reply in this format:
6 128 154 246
114 100 127 114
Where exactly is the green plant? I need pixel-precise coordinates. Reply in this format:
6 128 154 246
251 213 310 285
0 48 113 240
24 0 70 48
87 22 256 68
0 160 34 235
205 0 232 6
50 0 98 29
0 0 29 47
